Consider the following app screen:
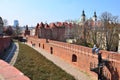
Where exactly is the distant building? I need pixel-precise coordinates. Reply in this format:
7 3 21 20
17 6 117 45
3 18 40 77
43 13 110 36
93 12 97 21
35 22 66 41
30 28 35 36
81 10 86 22
79 10 86 25
33 11 102 42
79 10 101 27
14 20 19 27
24 25 30 36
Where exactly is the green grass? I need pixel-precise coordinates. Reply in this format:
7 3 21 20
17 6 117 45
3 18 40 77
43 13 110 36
14 43 75 80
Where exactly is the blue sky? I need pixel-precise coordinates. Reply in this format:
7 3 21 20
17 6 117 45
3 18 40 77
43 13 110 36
0 0 120 26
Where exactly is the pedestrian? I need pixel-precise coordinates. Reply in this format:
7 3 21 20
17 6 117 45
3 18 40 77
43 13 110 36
92 44 97 54
95 48 100 54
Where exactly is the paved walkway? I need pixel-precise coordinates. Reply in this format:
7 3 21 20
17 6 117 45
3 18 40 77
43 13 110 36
2 42 19 66
10 43 19 66
5 43 17 63
27 43 96 80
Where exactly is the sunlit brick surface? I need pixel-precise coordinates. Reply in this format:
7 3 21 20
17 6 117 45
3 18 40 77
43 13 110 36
27 36 120 80
0 60 30 80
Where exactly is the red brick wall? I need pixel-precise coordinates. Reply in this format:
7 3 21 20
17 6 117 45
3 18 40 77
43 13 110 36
0 60 30 80
27 36 120 80
24 30 30 36
36 23 65 41
0 37 11 54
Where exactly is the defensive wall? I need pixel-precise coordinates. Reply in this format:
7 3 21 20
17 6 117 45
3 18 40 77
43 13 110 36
0 37 11 57
27 36 120 80
0 37 30 80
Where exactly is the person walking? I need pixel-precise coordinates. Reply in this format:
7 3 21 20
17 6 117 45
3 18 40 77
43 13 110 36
92 44 97 54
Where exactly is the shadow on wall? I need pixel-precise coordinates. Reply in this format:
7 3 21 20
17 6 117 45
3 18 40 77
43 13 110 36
106 62 119 80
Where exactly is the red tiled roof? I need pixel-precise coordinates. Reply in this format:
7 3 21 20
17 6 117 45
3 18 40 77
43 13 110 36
45 23 50 29
69 23 72 28
36 22 75 29
39 22 44 28
0 60 30 80
49 23 57 28
35 23 39 29
63 22 68 26
55 22 63 27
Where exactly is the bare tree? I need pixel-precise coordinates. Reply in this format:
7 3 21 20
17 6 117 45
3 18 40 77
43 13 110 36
5 26 14 36
64 12 119 51
99 12 119 51
100 12 119 24
71 22 91 47
3 19 8 26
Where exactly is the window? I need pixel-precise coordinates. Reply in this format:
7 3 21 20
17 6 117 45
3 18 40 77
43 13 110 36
39 43 40 47
43 44 44 49
72 54 77 62
50 47 53 54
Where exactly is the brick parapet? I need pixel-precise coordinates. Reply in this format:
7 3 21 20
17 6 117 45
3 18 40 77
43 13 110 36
27 36 120 80
0 60 30 80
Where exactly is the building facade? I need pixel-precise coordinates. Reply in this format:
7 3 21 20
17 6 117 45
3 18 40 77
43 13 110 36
31 11 119 52
33 11 103 42
34 22 71 41
13 20 19 27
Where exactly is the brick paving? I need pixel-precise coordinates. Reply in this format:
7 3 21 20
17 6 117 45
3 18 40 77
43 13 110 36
27 43 96 80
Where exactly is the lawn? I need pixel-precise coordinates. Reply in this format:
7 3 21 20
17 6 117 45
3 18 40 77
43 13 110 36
14 42 75 80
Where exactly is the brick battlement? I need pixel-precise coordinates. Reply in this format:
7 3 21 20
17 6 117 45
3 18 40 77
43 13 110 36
27 36 120 80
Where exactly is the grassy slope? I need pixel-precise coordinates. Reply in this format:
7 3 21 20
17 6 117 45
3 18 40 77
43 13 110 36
14 43 75 80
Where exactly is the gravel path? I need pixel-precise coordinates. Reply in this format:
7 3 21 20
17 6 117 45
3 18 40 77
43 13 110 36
27 43 96 80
